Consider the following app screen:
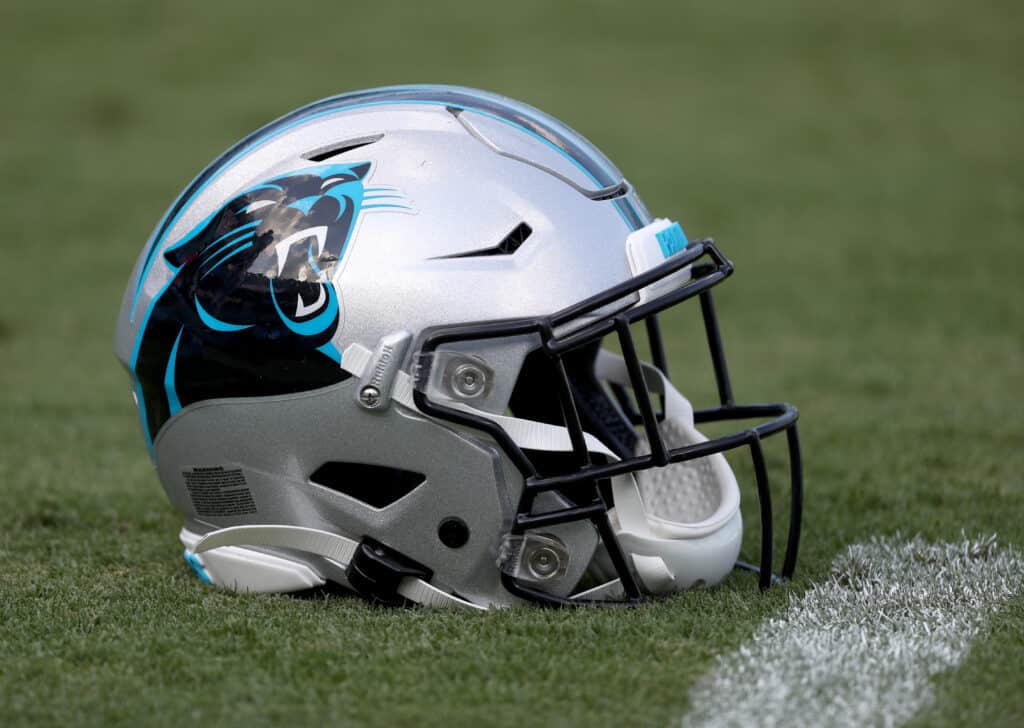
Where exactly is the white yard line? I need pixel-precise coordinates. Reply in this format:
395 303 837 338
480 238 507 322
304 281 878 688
681 535 1024 728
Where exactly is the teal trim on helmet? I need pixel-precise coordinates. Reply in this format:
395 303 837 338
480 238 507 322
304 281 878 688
199 231 256 270
133 379 151 451
361 203 412 211
183 550 213 585
306 242 324 276
655 222 689 258
287 196 320 214
268 278 339 337
127 237 183 454
201 241 253 279
131 262 180 453
164 327 184 416
194 296 253 332
202 220 261 256
317 341 342 364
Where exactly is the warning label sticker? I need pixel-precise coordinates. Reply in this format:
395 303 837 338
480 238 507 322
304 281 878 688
182 466 257 518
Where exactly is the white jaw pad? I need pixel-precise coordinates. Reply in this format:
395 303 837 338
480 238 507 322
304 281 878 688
615 513 743 593
595 350 743 593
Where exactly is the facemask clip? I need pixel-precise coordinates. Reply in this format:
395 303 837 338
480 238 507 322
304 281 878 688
497 533 570 583
356 330 412 410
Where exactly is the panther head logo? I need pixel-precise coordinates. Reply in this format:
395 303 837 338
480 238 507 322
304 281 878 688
130 162 408 444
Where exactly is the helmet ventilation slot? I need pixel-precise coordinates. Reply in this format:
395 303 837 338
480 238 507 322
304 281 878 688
308 461 425 508
303 133 384 163
435 222 532 259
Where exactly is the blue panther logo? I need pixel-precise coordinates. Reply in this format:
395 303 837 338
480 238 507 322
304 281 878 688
130 162 408 444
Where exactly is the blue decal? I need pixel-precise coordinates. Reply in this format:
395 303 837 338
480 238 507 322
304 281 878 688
361 203 412 211
130 162 389 447
164 327 184 415
201 241 254 278
268 277 339 337
200 232 256 271
287 196 321 214
655 222 688 258
195 296 253 332
202 220 261 257
183 550 213 585
129 87 646 321
317 341 342 364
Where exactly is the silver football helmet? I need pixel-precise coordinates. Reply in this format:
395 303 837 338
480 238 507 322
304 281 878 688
114 85 802 608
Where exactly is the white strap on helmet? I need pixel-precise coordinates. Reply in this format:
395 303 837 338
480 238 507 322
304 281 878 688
192 524 485 610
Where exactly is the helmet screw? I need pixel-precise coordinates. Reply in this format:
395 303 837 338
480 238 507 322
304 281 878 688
527 545 561 579
451 362 486 398
359 385 382 409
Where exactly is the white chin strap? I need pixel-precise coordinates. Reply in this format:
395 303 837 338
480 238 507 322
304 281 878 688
343 343 741 599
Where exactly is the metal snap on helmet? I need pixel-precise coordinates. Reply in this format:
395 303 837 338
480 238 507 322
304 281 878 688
114 85 803 608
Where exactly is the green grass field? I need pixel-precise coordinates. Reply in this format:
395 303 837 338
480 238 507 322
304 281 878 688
2 1 1022 725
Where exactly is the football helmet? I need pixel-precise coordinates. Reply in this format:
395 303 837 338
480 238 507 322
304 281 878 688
114 85 802 608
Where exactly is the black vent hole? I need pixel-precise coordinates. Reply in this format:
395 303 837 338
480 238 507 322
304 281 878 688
436 222 532 259
303 134 384 163
309 461 424 508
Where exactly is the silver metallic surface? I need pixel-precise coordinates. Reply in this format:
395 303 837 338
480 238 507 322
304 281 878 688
358 385 382 409
452 108 628 200
115 85 657 606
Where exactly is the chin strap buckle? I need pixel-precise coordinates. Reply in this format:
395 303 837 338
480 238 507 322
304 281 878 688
191 524 486 610
346 537 433 607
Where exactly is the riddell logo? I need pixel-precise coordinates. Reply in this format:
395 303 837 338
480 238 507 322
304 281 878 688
370 345 393 387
